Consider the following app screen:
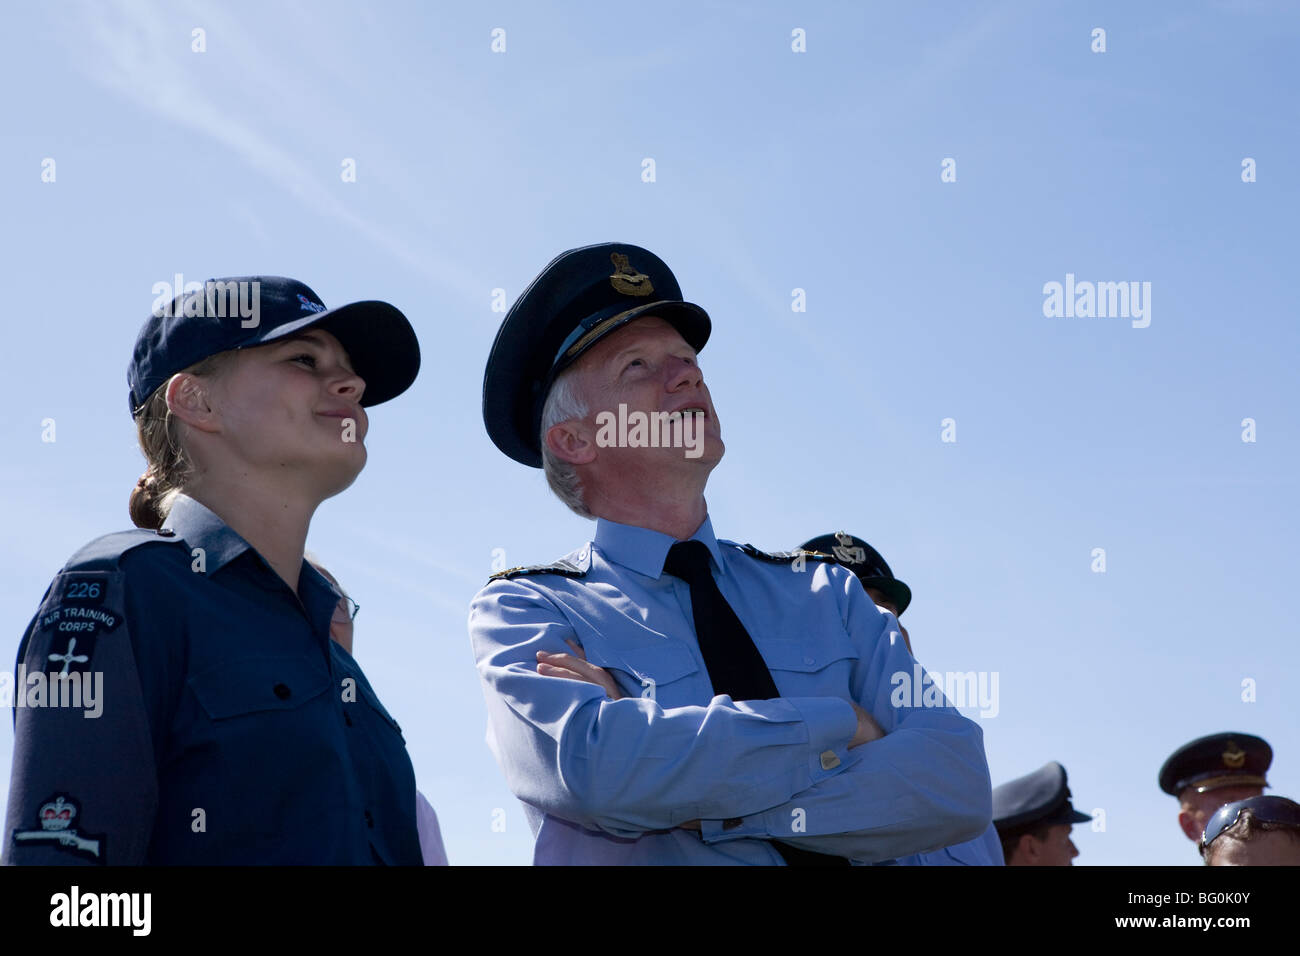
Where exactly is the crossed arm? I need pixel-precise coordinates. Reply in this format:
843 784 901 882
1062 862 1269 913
471 572 991 861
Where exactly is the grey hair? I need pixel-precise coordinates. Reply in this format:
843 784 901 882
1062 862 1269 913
540 364 593 519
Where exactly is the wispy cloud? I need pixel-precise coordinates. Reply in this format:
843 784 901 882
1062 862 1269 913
61 0 480 301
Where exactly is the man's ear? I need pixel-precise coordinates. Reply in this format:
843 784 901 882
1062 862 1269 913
165 372 222 434
1019 833 1042 864
1178 808 1201 843
546 419 597 466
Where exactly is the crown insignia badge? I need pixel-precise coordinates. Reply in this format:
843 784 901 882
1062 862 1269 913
40 795 76 831
1222 742 1247 768
609 253 654 297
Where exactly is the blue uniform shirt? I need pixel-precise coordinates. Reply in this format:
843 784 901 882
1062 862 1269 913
866 604 1005 867
892 824 1005 865
469 515 992 865
4 494 421 865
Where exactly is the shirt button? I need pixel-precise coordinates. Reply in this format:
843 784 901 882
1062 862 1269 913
820 750 841 771
364 810 374 829
273 683 291 700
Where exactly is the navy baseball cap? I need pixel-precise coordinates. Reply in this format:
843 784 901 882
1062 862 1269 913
799 531 912 615
992 762 1092 833
128 276 420 415
482 243 711 468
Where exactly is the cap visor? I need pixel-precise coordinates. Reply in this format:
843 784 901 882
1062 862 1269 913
259 301 420 406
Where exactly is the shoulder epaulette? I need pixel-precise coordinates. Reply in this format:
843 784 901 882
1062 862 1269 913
737 543 837 564
64 528 187 572
489 559 587 582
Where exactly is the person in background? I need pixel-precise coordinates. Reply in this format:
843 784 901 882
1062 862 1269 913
798 531 1003 866
1200 795 1300 866
1159 732 1272 858
308 556 449 866
992 761 1090 866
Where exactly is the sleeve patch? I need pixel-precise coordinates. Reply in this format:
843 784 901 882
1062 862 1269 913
9 792 106 863
31 572 124 676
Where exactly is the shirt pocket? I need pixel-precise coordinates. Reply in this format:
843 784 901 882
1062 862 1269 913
356 679 405 739
189 655 332 720
758 636 860 697
579 641 702 706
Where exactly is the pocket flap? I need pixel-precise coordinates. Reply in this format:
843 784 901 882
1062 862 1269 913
760 638 859 672
582 641 700 686
189 655 331 720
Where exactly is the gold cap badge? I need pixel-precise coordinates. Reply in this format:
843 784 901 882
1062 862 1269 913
610 253 654 297
1222 741 1247 769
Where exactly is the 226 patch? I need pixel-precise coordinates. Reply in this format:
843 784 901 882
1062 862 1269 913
32 572 123 675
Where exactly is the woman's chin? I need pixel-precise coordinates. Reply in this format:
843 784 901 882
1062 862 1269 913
315 447 367 497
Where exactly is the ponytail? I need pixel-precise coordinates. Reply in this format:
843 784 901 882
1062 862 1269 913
128 351 233 528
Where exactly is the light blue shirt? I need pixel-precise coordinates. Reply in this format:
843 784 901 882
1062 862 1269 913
893 824 1005 865
468 515 992 865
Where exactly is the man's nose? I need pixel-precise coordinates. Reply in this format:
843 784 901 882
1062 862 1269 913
665 355 701 390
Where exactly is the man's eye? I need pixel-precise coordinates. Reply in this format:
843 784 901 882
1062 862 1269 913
291 354 317 368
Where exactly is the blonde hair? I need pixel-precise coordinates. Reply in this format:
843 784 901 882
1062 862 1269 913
128 352 235 529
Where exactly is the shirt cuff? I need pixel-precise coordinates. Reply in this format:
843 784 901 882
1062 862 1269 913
786 696 858 754
699 697 858 845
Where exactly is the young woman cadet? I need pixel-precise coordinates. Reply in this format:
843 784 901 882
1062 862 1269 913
4 276 423 865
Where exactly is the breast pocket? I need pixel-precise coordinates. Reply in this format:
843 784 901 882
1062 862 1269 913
189 655 331 720
356 680 405 740
758 637 860 697
579 641 703 706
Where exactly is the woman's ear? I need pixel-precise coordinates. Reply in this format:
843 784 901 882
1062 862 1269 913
165 373 222 434
545 418 596 466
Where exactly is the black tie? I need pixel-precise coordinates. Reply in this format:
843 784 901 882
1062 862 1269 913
663 541 780 701
662 540 850 867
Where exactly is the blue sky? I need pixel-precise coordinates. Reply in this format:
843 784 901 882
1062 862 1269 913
1 0 1297 865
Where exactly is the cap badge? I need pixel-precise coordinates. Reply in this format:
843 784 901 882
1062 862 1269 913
609 253 654 297
297 294 326 314
1222 741 1246 768
832 531 866 565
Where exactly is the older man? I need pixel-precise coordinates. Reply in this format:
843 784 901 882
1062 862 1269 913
1159 732 1272 857
469 242 991 865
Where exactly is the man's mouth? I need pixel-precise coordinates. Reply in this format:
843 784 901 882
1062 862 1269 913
667 405 708 420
